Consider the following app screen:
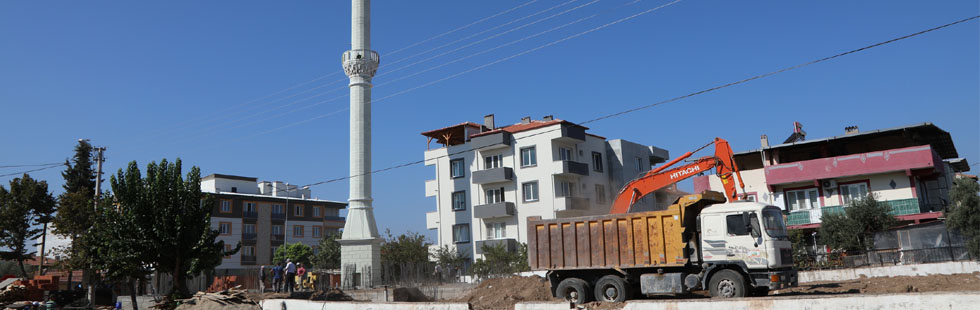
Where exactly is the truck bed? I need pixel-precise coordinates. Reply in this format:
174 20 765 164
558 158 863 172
527 192 726 271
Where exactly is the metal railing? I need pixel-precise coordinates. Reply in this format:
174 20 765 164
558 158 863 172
795 246 973 271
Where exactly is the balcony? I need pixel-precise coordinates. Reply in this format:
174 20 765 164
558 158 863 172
425 180 438 197
242 233 257 241
475 238 518 254
765 145 940 186
241 255 257 265
271 213 285 220
426 211 439 230
469 131 512 151
472 167 514 184
553 161 589 177
786 198 924 227
551 123 586 143
555 196 589 211
271 234 285 242
473 202 516 219
243 211 258 219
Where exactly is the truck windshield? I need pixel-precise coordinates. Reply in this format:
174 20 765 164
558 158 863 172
762 209 788 238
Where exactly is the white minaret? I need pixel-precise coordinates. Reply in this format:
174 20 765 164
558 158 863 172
339 0 381 288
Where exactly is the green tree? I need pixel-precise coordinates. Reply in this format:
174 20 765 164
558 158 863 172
819 194 896 251
85 193 151 310
274 242 314 267
948 177 980 259
380 230 430 263
470 242 530 279
431 245 469 270
52 140 97 286
111 159 236 297
311 233 341 269
0 174 56 277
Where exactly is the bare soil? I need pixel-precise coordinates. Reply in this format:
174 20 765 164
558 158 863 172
775 272 980 295
453 276 556 310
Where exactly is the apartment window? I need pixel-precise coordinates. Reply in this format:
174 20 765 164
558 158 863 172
218 222 231 235
840 182 869 205
486 188 504 204
595 184 606 204
294 205 304 217
272 224 283 235
559 147 573 161
484 154 502 169
557 181 575 197
636 157 644 171
312 247 320 255
219 200 232 213
244 202 256 213
592 152 603 172
521 147 537 167
272 204 283 215
312 207 321 217
452 191 467 211
243 223 255 234
786 188 820 211
293 225 304 237
312 226 322 238
452 224 470 243
523 181 539 202
243 246 255 257
450 159 465 178
231 187 238 193
486 222 506 239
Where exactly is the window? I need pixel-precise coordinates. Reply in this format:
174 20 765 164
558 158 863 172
840 182 869 205
312 226 322 237
243 224 255 234
452 224 470 243
521 147 537 167
220 200 232 213
486 188 504 204
452 191 467 211
726 214 758 236
231 187 238 193
785 188 820 211
294 205 304 217
272 225 283 235
592 152 603 172
636 157 644 171
272 204 283 215
559 147 573 161
312 207 321 217
595 184 606 204
312 247 320 255
243 246 255 257
218 222 231 235
244 202 256 213
293 225 304 237
450 159 465 178
557 181 575 197
523 182 539 202
484 154 502 169
271 246 278 257
486 222 506 239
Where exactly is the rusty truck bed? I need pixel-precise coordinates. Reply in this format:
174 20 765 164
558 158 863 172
527 191 726 271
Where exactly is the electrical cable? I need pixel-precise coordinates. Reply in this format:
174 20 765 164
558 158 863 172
0 164 63 178
0 163 62 169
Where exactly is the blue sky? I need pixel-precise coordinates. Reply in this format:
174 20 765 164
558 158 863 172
1 0 977 241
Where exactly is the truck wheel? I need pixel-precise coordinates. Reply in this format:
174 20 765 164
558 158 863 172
555 278 591 304
708 270 746 298
593 275 629 302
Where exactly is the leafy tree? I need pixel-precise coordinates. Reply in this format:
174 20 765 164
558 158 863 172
819 194 896 251
52 140 97 286
430 245 469 271
85 193 150 310
380 229 430 263
0 174 56 277
311 233 341 269
111 159 236 297
470 242 530 279
274 242 313 268
948 177 980 259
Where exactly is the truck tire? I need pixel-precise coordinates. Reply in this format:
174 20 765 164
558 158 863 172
593 275 629 302
708 270 746 298
555 278 591 304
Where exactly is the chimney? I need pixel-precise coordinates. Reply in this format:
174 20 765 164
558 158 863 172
845 126 859 135
521 116 531 124
760 134 770 148
483 114 495 131
542 115 554 121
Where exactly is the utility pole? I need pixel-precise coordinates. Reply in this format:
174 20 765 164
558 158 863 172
93 146 105 202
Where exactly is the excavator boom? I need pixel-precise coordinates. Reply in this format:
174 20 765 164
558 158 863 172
608 138 744 214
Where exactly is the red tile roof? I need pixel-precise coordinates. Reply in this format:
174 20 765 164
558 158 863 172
470 119 588 138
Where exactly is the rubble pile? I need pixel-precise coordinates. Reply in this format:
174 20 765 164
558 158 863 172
176 286 260 310
308 288 354 301
0 286 27 303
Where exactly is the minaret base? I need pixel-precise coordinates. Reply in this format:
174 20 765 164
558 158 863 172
339 238 381 289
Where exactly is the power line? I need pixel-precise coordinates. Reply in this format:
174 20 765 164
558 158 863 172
0 163 62 169
0 164 63 178
290 15 979 190
386 0 541 56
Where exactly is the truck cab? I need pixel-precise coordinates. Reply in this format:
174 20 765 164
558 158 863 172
698 202 798 295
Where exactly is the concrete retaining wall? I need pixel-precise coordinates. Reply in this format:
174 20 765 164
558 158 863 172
261 299 469 310
515 292 980 310
799 261 980 283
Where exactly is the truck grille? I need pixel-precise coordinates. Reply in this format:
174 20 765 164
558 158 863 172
780 248 793 265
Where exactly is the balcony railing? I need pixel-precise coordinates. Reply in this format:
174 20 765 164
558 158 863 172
271 234 285 242
243 211 258 219
553 161 589 177
241 255 257 265
475 238 518 254
242 233 257 240
473 202 516 219
271 213 286 220
472 167 514 184
786 198 924 227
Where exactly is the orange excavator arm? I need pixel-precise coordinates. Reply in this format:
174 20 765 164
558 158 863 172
608 138 745 214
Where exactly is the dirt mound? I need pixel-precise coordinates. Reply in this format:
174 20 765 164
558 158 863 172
392 287 430 302
778 272 980 295
454 276 556 310
309 288 354 301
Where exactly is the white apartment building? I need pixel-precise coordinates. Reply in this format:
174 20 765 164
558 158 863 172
201 174 347 270
422 115 684 263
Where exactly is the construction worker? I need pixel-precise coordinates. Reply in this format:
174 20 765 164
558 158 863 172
296 263 307 290
259 266 266 293
284 259 297 294
272 263 284 293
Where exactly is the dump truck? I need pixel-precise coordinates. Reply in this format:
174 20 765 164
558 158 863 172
526 138 798 302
